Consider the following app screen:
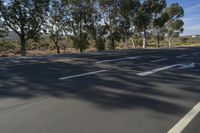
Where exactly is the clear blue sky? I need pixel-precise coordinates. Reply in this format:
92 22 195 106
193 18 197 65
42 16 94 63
167 0 200 36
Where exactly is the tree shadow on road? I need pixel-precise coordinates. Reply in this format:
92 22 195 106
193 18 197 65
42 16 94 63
0 58 199 115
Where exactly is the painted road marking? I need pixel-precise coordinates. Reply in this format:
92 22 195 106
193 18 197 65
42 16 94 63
137 63 195 76
150 58 168 63
168 102 200 133
96 56 141 64
178 63 195 69
59 70 107 80
0 61 47 68
0 58 86 68
176 54 187 58
136 64 177 76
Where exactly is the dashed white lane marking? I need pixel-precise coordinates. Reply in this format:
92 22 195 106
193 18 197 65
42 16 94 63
168 102 200 133
136 64 177 76
96 56 141 64
150 58 168 63
176 54 187 58
59 70 107 80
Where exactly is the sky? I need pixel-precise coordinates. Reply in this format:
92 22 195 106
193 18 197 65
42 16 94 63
167 0 200 36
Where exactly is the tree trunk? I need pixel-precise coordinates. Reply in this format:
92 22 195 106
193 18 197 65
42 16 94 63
95 39 105 51
131 37 136 48
111 39 115 50
168 40 172 47
143 30 147 48
124 38 128 49
20 35 26 56
63 46 66 53
157 33 160 48
168 37 172 47
56 46 60 54
55 42 60 54
80 49 83 52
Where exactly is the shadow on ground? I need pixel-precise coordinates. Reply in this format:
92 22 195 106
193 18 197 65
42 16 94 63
0 48 200 115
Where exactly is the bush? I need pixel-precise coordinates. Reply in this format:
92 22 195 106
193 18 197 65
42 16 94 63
0 39 16 52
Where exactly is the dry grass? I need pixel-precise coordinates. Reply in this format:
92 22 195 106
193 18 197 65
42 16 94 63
0 48 98 57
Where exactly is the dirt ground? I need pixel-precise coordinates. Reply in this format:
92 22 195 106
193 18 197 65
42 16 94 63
0 48 97 57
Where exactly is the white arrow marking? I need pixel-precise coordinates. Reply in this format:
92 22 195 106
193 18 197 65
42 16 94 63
137 63 195 76
177 63 195 69
96 56 141 64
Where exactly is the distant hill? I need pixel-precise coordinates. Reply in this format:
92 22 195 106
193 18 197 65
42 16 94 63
7 31 18 39
0 20 18 39
182 34 200 38
0 30 18 40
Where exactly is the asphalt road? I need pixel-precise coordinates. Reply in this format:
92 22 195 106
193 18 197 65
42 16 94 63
0 47 200 133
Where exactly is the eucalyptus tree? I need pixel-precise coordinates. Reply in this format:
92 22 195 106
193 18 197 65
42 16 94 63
98 0 122 50
0 0 50 56
118 0 140 48
133 0 151 48
47 0 68 53
66 0 93 52
151 0 169 47
164 3 184 47
152 13 169 47
86 0 107 51
134 0 168 48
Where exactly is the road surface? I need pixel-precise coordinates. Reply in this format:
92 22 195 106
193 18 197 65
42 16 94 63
0 47 199 133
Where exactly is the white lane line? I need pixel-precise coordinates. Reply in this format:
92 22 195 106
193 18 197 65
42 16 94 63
150 58 168 63
96 56 141 64
168 102 200 133
136 64 177 76
59 70 107 80
176 54 187 58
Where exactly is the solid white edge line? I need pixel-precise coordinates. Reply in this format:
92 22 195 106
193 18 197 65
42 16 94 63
59 70 107 80
168 102 200 133
150 58 168 63
96 56 140 64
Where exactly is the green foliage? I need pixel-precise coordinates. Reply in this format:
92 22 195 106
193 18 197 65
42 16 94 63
98 0 116 49
0 23 8 38
151 0 168 47
134 0 170 48
67 0 92 52
85 0 110 51
164 3 184 47
46 0 68 53
70 33 90 52
99 0 135 50
164 3 184 19
0 0 186 55
95 37 106 51
180 37 188 44
0 39 16 52
0 0 50 55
